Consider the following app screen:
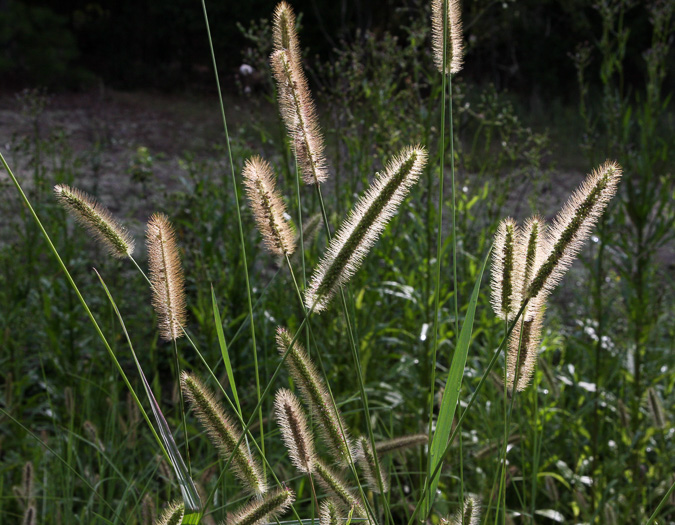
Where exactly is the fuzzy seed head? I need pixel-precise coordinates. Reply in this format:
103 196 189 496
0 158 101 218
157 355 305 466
271 48 328 185
645 387 667 429
491 218 521 320
227 488 294 525
273 2 301 64
22 505 36 525
506 305 545 392
449 496 481 525
54 184 135 258
154 501 184 525
274 388 316 473
357 436 389 494
276 327 354 465
243 156 296 257
319 500 340 525
305 146 427 312
181 373 267 495
147 213 187 341
528 161 622 303
374 434 428 455
431 0 463 74
314 459 367 518
515 216 549 320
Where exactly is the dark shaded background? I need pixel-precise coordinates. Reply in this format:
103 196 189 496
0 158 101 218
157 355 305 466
0 0 671 101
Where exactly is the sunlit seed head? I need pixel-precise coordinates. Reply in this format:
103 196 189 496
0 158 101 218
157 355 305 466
506 304 545 392
490 218 521 320
274 388 316 473
154 500 184 525
227 488 294 525
431 0 463 75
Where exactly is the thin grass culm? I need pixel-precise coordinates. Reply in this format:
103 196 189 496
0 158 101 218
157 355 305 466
146 213 187 341
54 184 135 258
180 372 267 496
242 156 296 257
305 145 427 312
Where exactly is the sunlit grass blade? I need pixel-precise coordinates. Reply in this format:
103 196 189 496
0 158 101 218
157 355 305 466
94 270 202 521
423 247 491 518
211 285 242 416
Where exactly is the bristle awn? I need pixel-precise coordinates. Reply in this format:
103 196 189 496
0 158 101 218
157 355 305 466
154 501 184 525
146 213 187 342
227 488 295 525
242 156 296 257
200 0 265 472
181 373 267 495
305 145 427 312
272 1 301 64
507 305 545 392
431 0 463 75
357 436 390 494
375 434 428 455
528 161 622 304
490 218 521 320
319 500 340 525
274 388 316 473
54 184 135 258
314 459 368 519
271 48 329 185
449 496 481 525
276 327 354 465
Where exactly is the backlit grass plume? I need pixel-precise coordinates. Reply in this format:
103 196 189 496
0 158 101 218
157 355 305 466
276 327 353 465
154 501 184 525
314 459 367 518
54 184 134 258
445 496 481 525
227 488 294 525
242 156 295 257
357 436 389 494
319 500 340 525
490 218 520 320
527 161 622 302
431 0 463 74
273 2 300 64
374 434 428 455
305 145 427 312
271 48 328 185
274 388 316 473
506 305 545 392
515 216 549 320
181 373 267 495
147 213 187 341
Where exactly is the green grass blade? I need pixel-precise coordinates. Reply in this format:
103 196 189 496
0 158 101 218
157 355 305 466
423 247 490 517
211 285 242 416
94 270 202 518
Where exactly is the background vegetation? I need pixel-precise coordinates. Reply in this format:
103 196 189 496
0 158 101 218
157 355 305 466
0 0 673 523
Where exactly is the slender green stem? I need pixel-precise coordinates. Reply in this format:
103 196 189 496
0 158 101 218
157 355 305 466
646 478 675 525
200 0 264 469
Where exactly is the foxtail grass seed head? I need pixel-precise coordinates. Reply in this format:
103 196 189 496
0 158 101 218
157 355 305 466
22 505 36 525
276 327 354 465
645 387 667 429
357 436 389 494
515 216 549 320
227 488 294 525
273 1 301 64
319 500 340 525
271 48 328 185
274 388 316 473
449 496 481 525
431 0 463 74
154 501 184 525
147 213 187 341
243 156 296 257
506 305 545 392
528 161 622 302
54 184 135 258
181 373 267 495
314 459 367 518
374 434 428 455
490 218 521 320
305 145 427 312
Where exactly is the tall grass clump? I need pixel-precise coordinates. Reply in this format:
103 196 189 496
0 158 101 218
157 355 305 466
4 0 674 524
